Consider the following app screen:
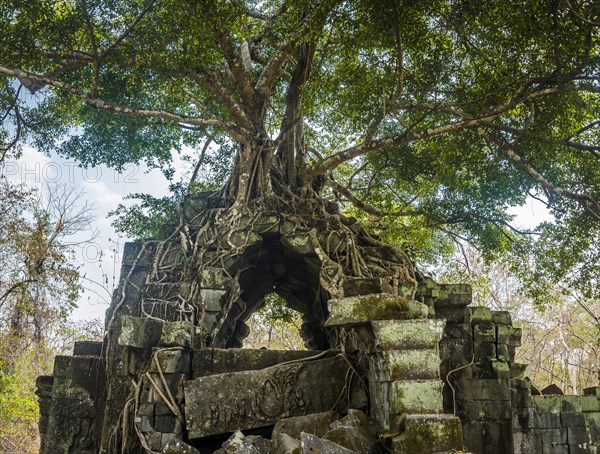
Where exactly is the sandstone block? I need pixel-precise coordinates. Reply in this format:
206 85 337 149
389 380 444 415
369 319 446 351
325 294 428 327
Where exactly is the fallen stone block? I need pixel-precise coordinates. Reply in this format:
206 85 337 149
161 439 200 453
323 409 379 454
300 432 357 453
184 355 356 438
272 411 335 440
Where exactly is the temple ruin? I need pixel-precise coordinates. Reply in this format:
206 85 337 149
36 193 600 453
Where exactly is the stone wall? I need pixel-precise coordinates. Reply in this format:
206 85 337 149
36 239 599 453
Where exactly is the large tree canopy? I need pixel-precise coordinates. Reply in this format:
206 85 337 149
1 0 600 299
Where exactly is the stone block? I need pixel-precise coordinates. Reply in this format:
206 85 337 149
325 294 428 327
324 410 379 454
272 411 335 440
161 439 200 453
465 306 493 324
192 348 324 378
512 429 542 454
581 395 600 412
368 349 441 381
459 400 511 421
540 428 568 445
155 414 182 433
392 414 463 454
342 277 393 296
134 414 154 432
455 378 511 401
389 380 444 415
73 341 104 357
492 359 510 380
541 443 569 454
118 316 162 349
512 407 536 430
159 321 194 348
435 283 472 307
198 267 231 289
474 323 496 342
442 323 472 340
561 412 587 428
584 412 600 440
184 356 356 438
369 319 446 351
492 311 512 325
435 306 467 323
299 432 356 453
511 387 532 408
533 396 562 428
198 289 226 312
510 363 527 379
473 339 496 363
151 350 191 374
461 420 513 454
561 395 583 413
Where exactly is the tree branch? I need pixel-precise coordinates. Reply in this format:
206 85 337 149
0 65 243 138
477 128 600 221
324 179 384 220
213 28 258 115
305 85 575 178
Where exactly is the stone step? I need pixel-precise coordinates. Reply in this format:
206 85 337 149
391 414 464 454
368 349 441 381
389 380 445 416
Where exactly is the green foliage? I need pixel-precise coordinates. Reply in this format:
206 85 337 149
245 293 305 350
1 0 599 298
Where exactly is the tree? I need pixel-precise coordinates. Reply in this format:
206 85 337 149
1 0 599 299
0 179 97 452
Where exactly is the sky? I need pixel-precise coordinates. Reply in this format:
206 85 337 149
2 145 554 323
3 145 180 321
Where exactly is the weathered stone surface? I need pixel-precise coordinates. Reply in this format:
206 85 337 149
159 320 194 348
342 277 393 297
184 356 355 438
392 414 463 454
323 410 379 454
151 350 191 374
370 319 446 351
212 430 263 454
118 315 162 348
368 349 441 381
272 433 300 454
73 341 104 357
325 294 428 327
199 267 231 289
272 411 335 440
389 380 444 415
192 348 326 378
300 432 357 454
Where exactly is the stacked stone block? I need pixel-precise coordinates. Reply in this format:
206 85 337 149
39 341 106 454
512 384 600 453
327 293 464 453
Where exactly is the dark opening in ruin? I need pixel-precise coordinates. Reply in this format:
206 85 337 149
210 232 332 350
